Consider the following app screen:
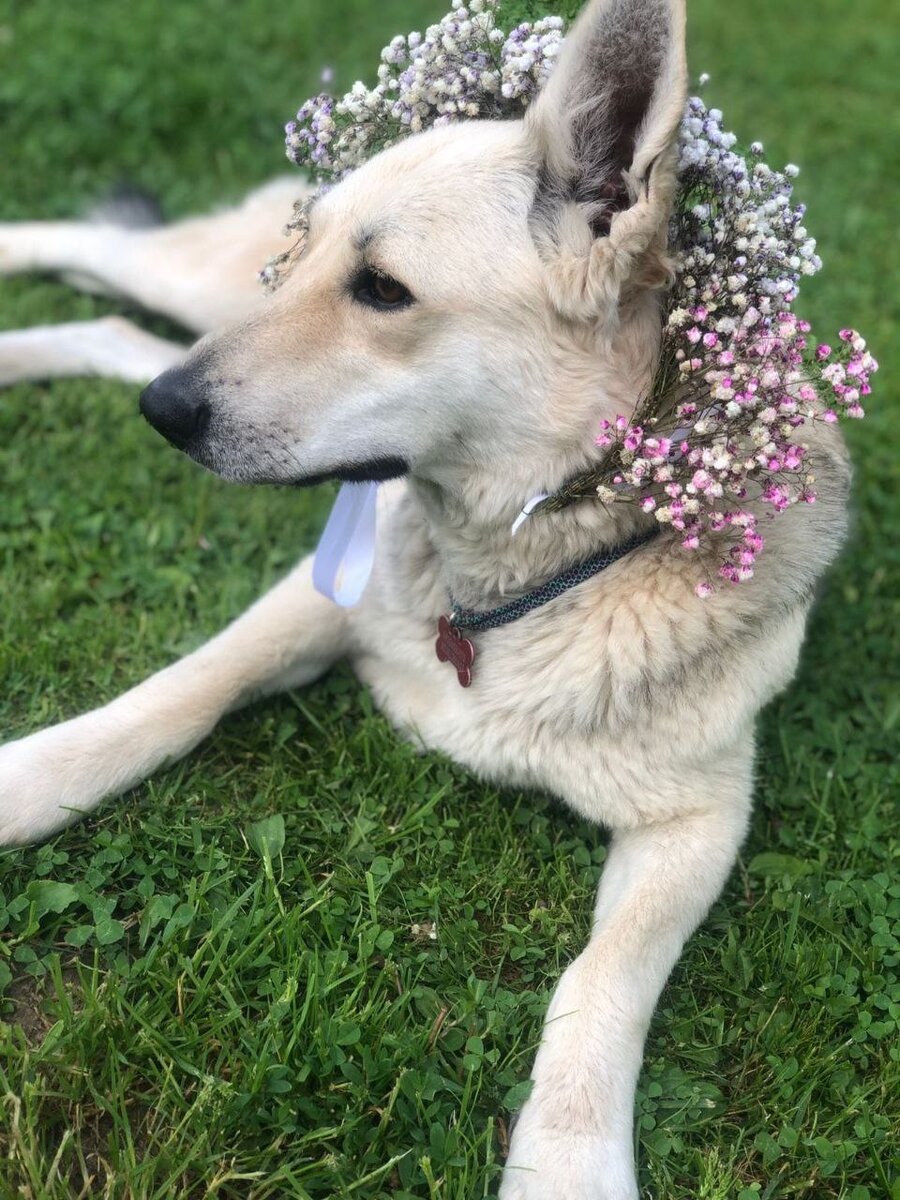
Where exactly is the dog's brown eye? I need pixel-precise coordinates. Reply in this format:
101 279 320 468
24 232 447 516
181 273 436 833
353 267 413 311
374 276 407 305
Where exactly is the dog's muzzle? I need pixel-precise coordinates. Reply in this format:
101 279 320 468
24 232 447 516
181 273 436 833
140 366 211 451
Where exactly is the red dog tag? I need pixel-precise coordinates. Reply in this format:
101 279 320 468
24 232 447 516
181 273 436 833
435 615 476 687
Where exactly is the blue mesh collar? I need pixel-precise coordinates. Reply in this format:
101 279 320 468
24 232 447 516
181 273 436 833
448 525 660 634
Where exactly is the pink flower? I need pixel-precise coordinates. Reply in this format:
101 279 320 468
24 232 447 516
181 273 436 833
815 344 832 360
643 436 672 460
838 328 854 341
762 483 791 512
727 510 754 528
695 581 714 599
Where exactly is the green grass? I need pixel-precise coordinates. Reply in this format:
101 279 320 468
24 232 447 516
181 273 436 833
0 0 897 1197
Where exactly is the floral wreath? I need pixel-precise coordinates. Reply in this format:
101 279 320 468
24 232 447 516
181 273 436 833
267 0 876 596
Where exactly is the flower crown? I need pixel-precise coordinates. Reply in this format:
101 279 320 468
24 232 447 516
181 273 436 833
272 0 876 595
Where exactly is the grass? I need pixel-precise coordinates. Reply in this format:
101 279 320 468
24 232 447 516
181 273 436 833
0 0 897 1197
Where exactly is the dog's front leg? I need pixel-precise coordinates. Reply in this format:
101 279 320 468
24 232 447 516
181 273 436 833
0 556 348 845
499 759 753 1200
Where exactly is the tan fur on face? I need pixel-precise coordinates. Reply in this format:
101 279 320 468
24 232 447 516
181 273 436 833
165 0 689 506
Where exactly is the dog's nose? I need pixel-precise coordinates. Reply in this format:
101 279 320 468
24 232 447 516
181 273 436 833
140 368 210 450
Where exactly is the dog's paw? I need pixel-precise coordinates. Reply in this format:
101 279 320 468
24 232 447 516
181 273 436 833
0 723 104 846
498 1105 638 1200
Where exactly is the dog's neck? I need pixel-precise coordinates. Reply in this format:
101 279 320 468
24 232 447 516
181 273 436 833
410 302 662 611
410 465 652 610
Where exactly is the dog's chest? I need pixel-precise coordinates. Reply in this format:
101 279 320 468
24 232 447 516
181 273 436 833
345 492 666 825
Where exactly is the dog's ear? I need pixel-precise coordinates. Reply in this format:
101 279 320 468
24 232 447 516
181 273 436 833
527 0 687 320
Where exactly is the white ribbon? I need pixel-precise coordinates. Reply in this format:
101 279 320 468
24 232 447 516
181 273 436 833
313 483 551 607
312 481 379 607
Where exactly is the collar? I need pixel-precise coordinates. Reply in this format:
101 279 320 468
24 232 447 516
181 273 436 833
448 524 660 634
312 482 660 689
434 524 660 686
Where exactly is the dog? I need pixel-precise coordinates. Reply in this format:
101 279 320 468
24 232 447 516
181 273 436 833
0 0 852 1195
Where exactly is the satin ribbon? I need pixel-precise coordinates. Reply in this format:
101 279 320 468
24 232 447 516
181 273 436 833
312 481 379 607
313 483 552 607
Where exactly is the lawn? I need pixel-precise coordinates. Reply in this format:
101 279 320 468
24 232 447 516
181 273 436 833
0 0 897 1197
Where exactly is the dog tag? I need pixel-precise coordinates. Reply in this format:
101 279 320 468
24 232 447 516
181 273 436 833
435 616 475 687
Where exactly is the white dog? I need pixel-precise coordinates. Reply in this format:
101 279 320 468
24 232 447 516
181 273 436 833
0 0 851 1195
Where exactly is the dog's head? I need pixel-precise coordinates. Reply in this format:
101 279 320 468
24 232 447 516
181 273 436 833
140 0 687 496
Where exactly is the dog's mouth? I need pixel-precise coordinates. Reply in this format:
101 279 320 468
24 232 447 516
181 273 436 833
210 447 410 489
287 456 410 488
174 430 409 490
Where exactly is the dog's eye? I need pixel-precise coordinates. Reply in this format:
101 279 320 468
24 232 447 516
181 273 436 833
353 268 413 311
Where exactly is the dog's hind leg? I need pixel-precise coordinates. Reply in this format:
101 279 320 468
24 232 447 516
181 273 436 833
500 758 753 1200
0 317 187 386
0 556 347 846
0 178 307 335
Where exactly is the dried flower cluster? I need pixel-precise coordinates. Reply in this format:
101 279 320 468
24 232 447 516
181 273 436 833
589 96 876 592
274 3 876 591
284 0 564 176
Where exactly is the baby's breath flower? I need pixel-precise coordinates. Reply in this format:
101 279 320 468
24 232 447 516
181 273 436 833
283 0 563 186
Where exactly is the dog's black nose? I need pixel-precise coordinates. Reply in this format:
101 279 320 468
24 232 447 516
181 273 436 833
140 368 210 450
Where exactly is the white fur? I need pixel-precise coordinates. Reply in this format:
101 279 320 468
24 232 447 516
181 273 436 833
0 318 186 385
0 2 850 1195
